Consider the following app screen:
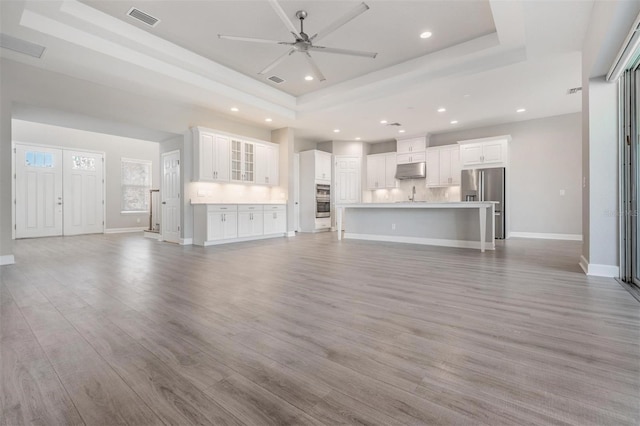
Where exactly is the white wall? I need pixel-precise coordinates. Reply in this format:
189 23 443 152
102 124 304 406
429 113 582 237
12 120 160 231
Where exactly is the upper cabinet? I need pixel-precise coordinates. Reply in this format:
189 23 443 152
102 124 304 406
255 143 279 186
366 153 397 190
458 136 510 169
396 136 427 164
192 127 279 186
193 128 230 182
426 145 460 187
396 137 426 154
316 151 332 182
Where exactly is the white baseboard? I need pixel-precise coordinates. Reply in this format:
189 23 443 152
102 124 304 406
510 232 582 241
343 233 495 251
286 231 296 237
144 231 162 240
104 227 146 234
197 233 286 247
579 255 619 277
0 255 15 266
180 238 193 245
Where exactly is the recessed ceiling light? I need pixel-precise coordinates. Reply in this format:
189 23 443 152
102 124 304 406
399 129 406 133
380 120 388 124
265 118 273 122
333 129 340 133
230 107 239 112
420 31 432 39
450 120 459 124
304 75 314 81
516 108 526 113
355 137 361 140
437 107 446 112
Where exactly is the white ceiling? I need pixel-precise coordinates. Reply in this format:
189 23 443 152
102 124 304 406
0 0 594 143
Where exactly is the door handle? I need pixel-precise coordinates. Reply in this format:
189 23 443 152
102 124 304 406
162 201 167 204
57 202 62 205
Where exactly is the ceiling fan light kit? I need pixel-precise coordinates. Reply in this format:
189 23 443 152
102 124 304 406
218 1 377 83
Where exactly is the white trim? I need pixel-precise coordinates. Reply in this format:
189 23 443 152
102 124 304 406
510 232 582 241
343 233 495 251
0 255 16 266
144 231 162 240
104 227 146 234
180 238 193 245
286 231 296 237
579 255 620 277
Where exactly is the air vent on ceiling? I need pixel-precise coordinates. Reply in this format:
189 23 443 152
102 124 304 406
268 75 286 84
127 7 160 27
567 87 582 95
0 34 46 58
386 122 402 127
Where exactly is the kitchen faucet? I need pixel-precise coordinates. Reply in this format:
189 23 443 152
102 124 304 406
408 185 416 202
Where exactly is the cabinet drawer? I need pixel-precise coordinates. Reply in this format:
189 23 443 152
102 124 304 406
207 204 238 212
264 204 286 211
238 204 264 212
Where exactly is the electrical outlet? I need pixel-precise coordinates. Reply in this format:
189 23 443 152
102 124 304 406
559 189 565 196
392 223 396 230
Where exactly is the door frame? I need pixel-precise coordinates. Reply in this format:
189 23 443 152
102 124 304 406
12 141 106 239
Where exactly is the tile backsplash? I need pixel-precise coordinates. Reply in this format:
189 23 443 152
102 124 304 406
369 179 460 203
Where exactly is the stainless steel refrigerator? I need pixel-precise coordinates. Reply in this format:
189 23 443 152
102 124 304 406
461 167 505 239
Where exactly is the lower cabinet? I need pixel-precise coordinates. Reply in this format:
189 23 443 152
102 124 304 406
263 205 287 235
193 203 286 246
238 205 264 237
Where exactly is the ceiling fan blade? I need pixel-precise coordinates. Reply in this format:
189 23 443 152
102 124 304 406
218 35 292 45
310 2 369 42
304 52 326 82
268 0 300 39
258 48 296 75
308 45 377 59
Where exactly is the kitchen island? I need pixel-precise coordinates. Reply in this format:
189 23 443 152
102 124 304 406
336 202 496 252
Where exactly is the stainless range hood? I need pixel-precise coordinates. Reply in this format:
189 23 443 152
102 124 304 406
395 162 426 180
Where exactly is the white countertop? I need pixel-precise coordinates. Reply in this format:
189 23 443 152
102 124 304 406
337 202 496 209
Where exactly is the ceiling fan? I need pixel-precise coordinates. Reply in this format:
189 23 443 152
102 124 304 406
218 0 377 82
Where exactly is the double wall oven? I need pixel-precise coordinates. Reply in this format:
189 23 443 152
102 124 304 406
315 184 330 218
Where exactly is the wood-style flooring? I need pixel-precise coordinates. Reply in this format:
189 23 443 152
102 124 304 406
1 232 639 425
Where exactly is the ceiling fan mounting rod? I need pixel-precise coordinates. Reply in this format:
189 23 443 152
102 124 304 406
296 10 307 36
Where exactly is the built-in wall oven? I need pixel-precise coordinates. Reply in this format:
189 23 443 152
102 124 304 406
315 184 330 218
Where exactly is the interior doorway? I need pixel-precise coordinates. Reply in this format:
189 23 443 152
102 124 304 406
14 143 105 238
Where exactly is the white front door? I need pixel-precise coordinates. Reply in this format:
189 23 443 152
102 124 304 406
63 150 104 235
162 150 181 243
15 144 63 238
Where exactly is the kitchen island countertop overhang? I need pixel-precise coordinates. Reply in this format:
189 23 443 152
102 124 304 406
335 202 497 252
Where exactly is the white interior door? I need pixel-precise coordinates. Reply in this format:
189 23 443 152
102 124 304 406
63 150 104 235
294 153 300 232
15 144 63 238
334 156 361 230
162 150 181 243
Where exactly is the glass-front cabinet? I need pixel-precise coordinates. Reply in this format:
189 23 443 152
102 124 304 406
231 139 254 183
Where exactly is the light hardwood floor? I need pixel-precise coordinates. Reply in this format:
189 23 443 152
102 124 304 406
1 232 639 425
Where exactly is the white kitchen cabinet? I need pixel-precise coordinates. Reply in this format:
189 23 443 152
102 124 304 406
238 205 264 237
458 136 509 169
263 204 287 235
396 152 426 164
206 205 237 241
396 137 426 154
193 128 230 182
366 153 397 189
425 148 440 186
193 203 286 246
231 139 255 183
426 145 461 186
315 151 332 181
255 143 279 186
